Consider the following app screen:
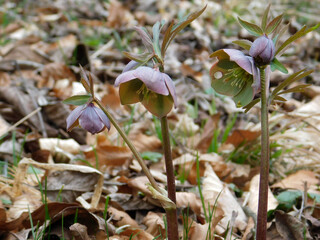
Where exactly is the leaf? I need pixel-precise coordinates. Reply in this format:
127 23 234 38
270 57 288 74
237 17 263 36
276 23 320 56
272 95 287 102
276 190 301 210
123 51 153 63
243 98 260 113
141 151 162 162
266 14 283 35
63 95 91 106
134 26 154 52
270 69 313 100
152 21 162 57
232 39 252 50
161 5 206 58
278 84 311 95
261 4 271 31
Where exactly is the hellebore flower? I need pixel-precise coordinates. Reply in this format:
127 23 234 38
249 35 275 65
114 66 177 118
210 49 260 107
67 102 111 134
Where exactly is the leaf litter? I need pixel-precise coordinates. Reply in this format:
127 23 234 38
0 0 320 239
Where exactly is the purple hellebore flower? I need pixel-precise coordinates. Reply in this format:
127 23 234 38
210 49 260 107
66 103 111 134
249 35 275 65
114 65 177 118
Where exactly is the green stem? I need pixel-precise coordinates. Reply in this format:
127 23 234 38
160 116 179 240
256 67 269 240
94 98 161 193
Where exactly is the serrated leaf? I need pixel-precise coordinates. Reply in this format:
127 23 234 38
238 17 263 36
123 51 154 63
278 84 311 95
161 5 206 58
134 26 153 52
276 23 320 56
273 95 287 102
243 98 260 113
261 4 271 31
266 14 283 35
63 95 91 106
270 58 288 74
232 39 252 50
152 21 161 57
270 69 314 100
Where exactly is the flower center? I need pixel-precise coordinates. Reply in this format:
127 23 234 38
221 66 251 88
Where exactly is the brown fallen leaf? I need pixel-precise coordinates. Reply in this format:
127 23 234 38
271 170 319 193
142 212 166 237
69 223 90 240
225 129 260 148
108 206 140 229
275 210 312 240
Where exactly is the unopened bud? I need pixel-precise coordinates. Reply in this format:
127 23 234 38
249 35 275 65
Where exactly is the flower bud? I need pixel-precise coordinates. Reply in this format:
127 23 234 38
249 35 275 65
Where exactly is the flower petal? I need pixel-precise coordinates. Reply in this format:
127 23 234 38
133 67 169 95
210 60 243 97
93 106 111 131
141 93 174 118
66 104 86 131
123 60 139 72
114 70 137 87
119 79 144 105
163 73 178 107
79 104 105 134
223 49 254 74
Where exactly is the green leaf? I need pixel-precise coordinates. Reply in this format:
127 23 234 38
261 4 271 31
152 21 162 57
243 98 260 113
238 17 263 36
278 84 311 95
276 23 320 56
123 51 154 63
232 39 252 50
276 190 301 210
63 95 91 106
272 95 287 102
308 193 320 203
271 69 313 99
161 5 207 58
266 14 283 35
141 151 163 162
270 58 288 74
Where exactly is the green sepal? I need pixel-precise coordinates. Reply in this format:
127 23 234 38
161 5 207 58
232 39 252 50
238 17 263 36
232 78 254 107
270 58 288 74
63 95 92 106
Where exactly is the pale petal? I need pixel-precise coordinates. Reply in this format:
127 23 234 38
123 60 139 72
163 73 177 107
79 104 105 134
223 49 254 74
66 105 86 131
133 67 169 95
114 70 137 87
94 106 111 131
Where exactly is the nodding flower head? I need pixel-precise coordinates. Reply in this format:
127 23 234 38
66 102 111 134
210 49 260 107
115 65 177 118
249 35 275 65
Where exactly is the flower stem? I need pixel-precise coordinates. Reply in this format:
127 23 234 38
160 116 179 240
94 98 161 193
256 66 269 240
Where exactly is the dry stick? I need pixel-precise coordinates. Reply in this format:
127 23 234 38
160 116 179 240
94 98 161 193
256 67 269 240
1 107 41 139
